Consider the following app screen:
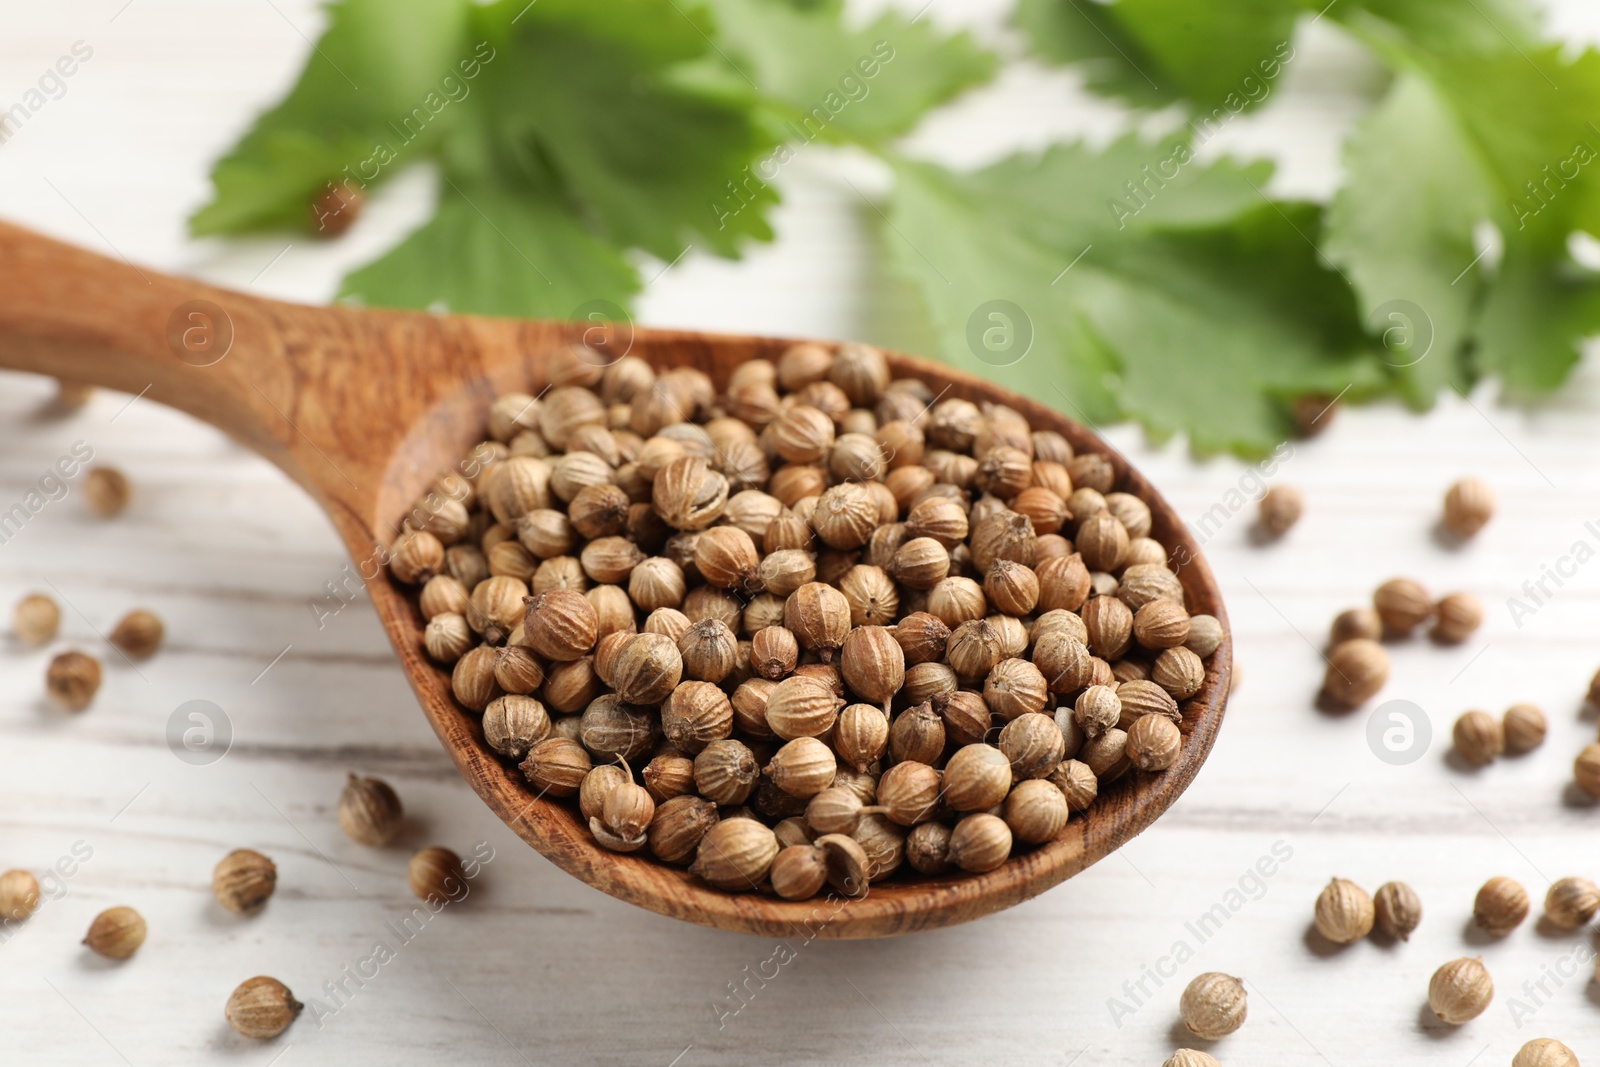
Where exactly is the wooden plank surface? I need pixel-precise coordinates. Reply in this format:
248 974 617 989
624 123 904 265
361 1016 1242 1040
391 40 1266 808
3 1 1599 1062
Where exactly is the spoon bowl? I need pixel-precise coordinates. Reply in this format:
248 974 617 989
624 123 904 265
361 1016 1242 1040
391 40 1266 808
0 222 1230 937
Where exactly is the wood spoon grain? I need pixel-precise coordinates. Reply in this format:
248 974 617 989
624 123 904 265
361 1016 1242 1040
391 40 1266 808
0 221 1230 938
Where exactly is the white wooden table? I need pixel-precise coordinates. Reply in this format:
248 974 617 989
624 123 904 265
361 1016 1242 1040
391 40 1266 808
4 2 1600 1063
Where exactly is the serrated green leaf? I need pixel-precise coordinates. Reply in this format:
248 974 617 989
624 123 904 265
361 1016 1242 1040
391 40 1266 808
1475 238 1600 392
468 0 780 261
702 0 997 146
1323 72 1488 405
886 140 1382 456
338 171 639 319
1015 0 1300 113
191 0 474 234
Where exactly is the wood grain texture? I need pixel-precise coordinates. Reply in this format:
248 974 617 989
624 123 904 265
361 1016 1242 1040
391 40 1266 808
0 221 1231 937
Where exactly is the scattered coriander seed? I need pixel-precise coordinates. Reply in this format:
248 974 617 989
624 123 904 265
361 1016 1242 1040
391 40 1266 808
83 465 130 517
212 849 277 914
1313 878 1375 944
1513 1038 1578 1067
1575 743 1600 797
1431 592 1482 644
83 905 146 959
1542 877 1599 930
1373 880 1422 941
1452 710 1504 766
45 650 101 711
337 773 404 846
1428 956 1493 1024
1163 1052 1220 1067
12 593 60 645
1179 972 1247 1040
0 869 40 922
408 846 466 903
1502 703 1546 754
1442 477 1493 538
1373 577 1432 636
1473 876 1529 936
1257 486 1302 536
1322 639 1388 708
108 609 164 659
52 378 93 412
225 976 303 1039
1329 607 1382 646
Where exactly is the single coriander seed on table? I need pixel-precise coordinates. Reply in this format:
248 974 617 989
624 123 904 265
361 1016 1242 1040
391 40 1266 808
212 849 277 914
108 608 164 659
83 905 146 959
338 773 403 846
12 593 60 645
46 650 101 711
1501 703 1546 754
1473 876 1528 936
408 847 467 904
1373 880 1422 941
1427 957 1493 1024
1256 485 1302 536
1442 477 1493 538
1542 877 1599 930
1313 878 1374 944
1452 710 1503 766
83 465 131 517
225 976 303 1039
1572 743 1600 797
1179 972 1247 1040
0 869 41 922
1513 1038 1578 1067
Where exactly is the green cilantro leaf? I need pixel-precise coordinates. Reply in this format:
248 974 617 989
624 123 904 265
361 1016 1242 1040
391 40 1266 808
703 0 997 147
191 0 474 235
886 138 1382 455
1015 0 1300 113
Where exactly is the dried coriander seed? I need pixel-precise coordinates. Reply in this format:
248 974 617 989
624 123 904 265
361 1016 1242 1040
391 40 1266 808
1513 1039 1577 1067
1452 710 1503 766
1543 877 1599 930
46 650 101 711
225 976 303 1039
408 846 466 903
1431 591 1482 644
1322 639 1388 707
690 818 778 890
212 849 277 914
1126 714 1181 772
1373 880 1422 941
1474 876 1529 936
1373 577 1432 636
1502 703 1546 754
1428 957 1493 1024
84 465 131 517
84 906 146 959
1003 779 1068 844
1575 743 1600 797
338 773 404 846
1329 607 1381 645
1313 878 1374 944
109 609 164 659
1164 1052 1220 1067
1179 972 1246 1039
12 593 60 645
1443 477 1493 538
947 813 1012 873
1257 485 1302 535
0 869 41 922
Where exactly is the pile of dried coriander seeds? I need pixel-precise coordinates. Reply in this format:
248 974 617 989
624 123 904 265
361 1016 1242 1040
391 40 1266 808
387 341 1223 900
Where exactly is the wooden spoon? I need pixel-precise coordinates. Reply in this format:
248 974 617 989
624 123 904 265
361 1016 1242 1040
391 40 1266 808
0 221 1230 938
